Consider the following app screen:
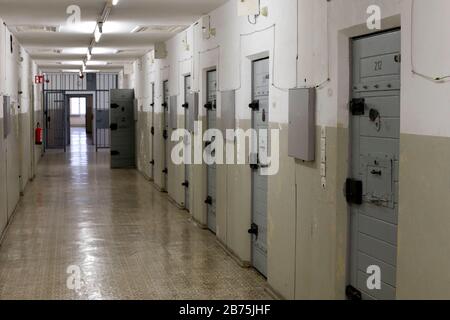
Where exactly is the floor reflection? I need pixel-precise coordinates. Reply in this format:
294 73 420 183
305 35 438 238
0 126 269 300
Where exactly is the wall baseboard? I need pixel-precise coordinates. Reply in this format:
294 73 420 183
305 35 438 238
216 238 252 268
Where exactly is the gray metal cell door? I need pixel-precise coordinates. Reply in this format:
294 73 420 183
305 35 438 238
45 92 66 149
205 70 217 233
250 58 269 277
162 80 169 191
183 76 191 211
110 89 136 168
347 30 401 300
150 83 155 180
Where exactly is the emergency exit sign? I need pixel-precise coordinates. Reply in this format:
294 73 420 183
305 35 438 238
35 75 44 84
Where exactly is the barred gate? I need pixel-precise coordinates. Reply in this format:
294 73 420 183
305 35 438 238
43 72 118 151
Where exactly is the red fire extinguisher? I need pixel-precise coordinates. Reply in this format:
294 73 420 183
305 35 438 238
35 123 43 145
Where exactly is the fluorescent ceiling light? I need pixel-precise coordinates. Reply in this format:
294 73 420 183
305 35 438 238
60 61 83 65
92 48 118 54
94 25 102 42
86 61 109 66
112 0 119 6
61 69 80 73
102 21 130 34
131 26 141 33
62 48 88 54
59 21 97 34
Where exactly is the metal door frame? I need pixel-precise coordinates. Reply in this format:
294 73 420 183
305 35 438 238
162 80 169 191
346 28 401 300
250 56 269 277
205 69 217 232
65 93 95 147
183 75 191 211
150 82 155 180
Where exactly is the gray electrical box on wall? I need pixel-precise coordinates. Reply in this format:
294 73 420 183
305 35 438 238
288 88 316 161
220 90 235 138
169 95 178 129
186 92 198 132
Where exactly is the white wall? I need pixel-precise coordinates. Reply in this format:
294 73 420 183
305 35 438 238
0 19 41 237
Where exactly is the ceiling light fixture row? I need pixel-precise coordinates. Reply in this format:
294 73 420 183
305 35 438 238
81 0 119 74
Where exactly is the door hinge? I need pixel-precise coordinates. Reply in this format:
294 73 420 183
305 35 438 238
346 285 362 301
345 178 363 205
350 98 365 116
163 130 168 140
151 126 154 135
248 223 259 238
204 196 212 205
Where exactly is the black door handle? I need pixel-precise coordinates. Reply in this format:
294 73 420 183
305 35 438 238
182 181 189 188
371 170 382 176
150 160 155 165
162 168 168 174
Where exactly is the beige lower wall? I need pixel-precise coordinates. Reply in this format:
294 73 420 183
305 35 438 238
134 116 349 299
6 113 21 219
153 113 165 190
0 120 8 236
19 112 31 191
397 133 450 299
134 107 450 300
136 111 151 179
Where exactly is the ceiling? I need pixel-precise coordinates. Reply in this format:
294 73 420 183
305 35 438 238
0 0 228 72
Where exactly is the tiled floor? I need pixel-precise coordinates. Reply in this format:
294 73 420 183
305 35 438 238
0 128 270 300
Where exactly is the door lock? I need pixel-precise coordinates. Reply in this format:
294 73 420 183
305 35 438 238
350 98 365 116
